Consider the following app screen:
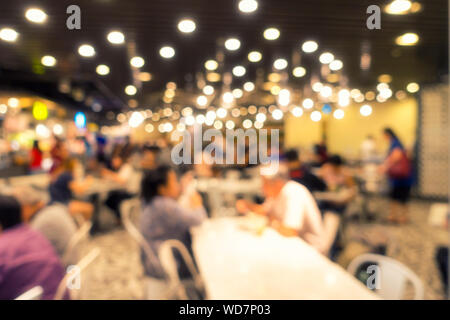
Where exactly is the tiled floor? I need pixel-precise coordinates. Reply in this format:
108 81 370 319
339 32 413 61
81 199 449 300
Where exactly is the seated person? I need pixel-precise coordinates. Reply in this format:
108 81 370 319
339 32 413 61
140 165 207 278
316 154 357 216
49 158 94 221
284 149 327 193
0 195 67 300
316 155 357 259
102 154 136 221
236 164 326 253
10 186 77 258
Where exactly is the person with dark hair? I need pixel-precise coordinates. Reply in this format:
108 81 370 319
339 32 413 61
49 158 94 221
29 140 43 173
284 149 327 193
379 127 413 224
0 195 67 300
316 155 357 259
140 165 207 278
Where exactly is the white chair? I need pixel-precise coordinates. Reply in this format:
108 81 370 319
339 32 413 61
347 253 424 300
62 220 93 266
54 247 101 300
15 286 44 300
158 239 204 300
120 198 168 299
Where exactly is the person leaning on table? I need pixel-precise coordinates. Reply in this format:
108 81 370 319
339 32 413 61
236 163 326 254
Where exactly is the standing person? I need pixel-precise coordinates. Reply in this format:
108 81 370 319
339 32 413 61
29 140 43 174
361 135 377 163
379 128 413 224
0 195 68 300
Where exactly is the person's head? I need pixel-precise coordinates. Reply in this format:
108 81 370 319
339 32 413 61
260 163 289 198
141 165 180 203
325 154 344 170
141 145 160 170
32 140 40 150
0 195 22 233
383 128 399 142
284 149 301 169
8 187 46 222
111 154 125 170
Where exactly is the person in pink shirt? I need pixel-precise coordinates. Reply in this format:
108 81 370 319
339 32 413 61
0 195 67 300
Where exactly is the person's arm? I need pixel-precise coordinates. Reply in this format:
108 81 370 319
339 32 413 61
69 176 93 195
379 148 403 173
236 199 268 216
101 165 130 185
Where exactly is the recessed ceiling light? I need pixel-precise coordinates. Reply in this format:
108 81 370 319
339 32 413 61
360 104 373 117
395 32 419 46
293 66 306 77
232 66 246 77
225 38 241 51
239 0 258 13
96 64 110 76
263 27 280 40
329 60 343 71
130 56 145 68
78 44 95 57
248 51 262 62
378 74 392 83
273 58 288 70
41 55 56 67
319 52 334 64
311 111 322 122
107 31 125 44
25 8 47 24
178 19 196 33
125 85 137 96
302 40 318 53
0 28 19 42
160 46 175 59
203 85 214 95
205 60 218 71
244 82 255 92
138 72 152 82
406 82 420 93
385 0 412 15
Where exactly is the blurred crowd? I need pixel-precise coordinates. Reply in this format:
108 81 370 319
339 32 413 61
0 127 448 300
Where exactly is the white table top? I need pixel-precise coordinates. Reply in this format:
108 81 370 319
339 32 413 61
192 217 379 300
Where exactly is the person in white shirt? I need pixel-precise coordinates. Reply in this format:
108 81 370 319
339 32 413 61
236 163 326 253
102 154 136 223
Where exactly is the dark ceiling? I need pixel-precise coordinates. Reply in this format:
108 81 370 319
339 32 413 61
0 0 448 114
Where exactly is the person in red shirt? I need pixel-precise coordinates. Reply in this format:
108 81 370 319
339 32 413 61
29 140 43 173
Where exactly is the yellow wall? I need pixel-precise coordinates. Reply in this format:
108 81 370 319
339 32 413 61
284 112 323 148
284 98 418 158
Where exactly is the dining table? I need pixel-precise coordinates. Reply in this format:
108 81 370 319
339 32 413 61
191 217 380 300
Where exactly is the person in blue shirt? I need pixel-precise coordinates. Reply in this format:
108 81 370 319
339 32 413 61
379 128 413 224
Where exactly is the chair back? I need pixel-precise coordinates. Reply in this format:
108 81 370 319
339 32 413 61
347 253 424 300
54 247 101 300
120 198 162 276
62 220 92 266
158 239 204 300
15 286 44 300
